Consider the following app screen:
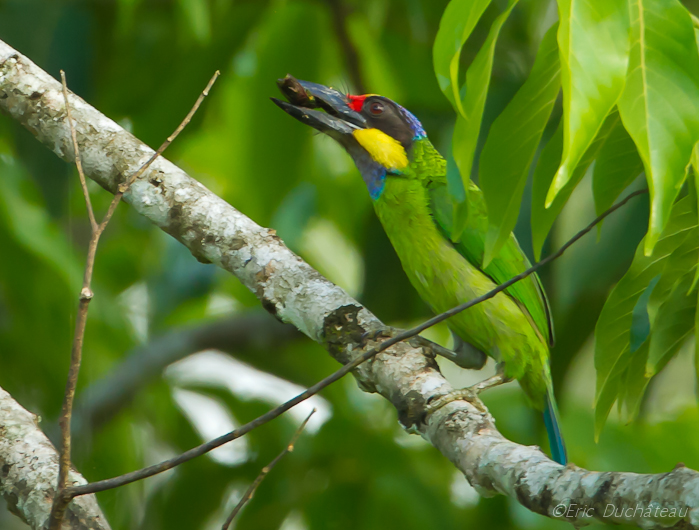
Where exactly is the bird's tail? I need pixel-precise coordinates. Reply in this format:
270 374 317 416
543 387 567 465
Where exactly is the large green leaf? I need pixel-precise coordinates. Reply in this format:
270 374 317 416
594 346 636 439
592 121 644 220
546 0 630 207
628 275 658 353
693 143 699 291
696 278 699 402
618 340 650 423
432 0 492 114
647 224 698 321
445 157 470 244
646 269 697 376
480 23 560 266
644 219 699 375
618 221 698 420
617 0 699 255
620 267 696 423
531 111 620 259
594 196 697 436
529 123 562 260
450 0 518 239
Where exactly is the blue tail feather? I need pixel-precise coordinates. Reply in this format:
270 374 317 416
543 392 567 465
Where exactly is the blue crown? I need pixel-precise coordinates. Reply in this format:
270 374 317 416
396 104 426 140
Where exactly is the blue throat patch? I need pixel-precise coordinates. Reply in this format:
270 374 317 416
368 170 386 200
358 158 386 200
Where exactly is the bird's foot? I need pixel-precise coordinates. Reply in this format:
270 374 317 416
426 386 484 414
360 325 398 347
360 326 458 362
425 368 512 415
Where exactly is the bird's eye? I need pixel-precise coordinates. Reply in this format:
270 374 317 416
369 101 384 115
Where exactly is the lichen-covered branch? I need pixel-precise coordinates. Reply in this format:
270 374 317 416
0 386 111 530
1 39 697 528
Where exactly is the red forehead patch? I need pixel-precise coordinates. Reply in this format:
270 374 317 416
347 94 366 112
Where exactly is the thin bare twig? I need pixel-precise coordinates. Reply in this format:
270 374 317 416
49 70 220 530
100 69 220 232
118 70 220 196
57 188 646 504
51 71 101 530
61 71 97 231
221 409 315 530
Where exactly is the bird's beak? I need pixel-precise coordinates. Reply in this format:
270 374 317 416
271 75 367 141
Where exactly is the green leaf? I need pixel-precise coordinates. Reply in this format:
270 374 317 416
592 121 644 222
644 220 699 375
619 340 650 422
529 122 562 261
696 282 699 402
693 142 699 207
617 0 699 255
620 266 696 423
445 157 469 243
531 111 620 259
692 143 699 291
646 269 697 376
450 0 518 234
628 275 658 352
432 0 492 114
546 0 630 207
594 353 634 440
594 196 697 436
647 224 698 321
480 23 560 265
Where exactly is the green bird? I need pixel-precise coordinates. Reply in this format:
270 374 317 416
273 77 566 465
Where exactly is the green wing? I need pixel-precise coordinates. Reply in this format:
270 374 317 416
428 182 555 347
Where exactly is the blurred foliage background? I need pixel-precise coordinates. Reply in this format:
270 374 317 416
0 0 698 529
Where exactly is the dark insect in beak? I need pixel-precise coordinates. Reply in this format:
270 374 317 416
273 75 367 129
276 75 315 108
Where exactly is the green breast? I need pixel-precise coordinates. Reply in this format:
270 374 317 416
373 175 550 407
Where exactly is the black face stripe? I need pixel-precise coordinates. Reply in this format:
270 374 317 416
360 96 415 150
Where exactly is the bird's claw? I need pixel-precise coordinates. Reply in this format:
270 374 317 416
417 338 469 364
424 369 511 416
425 387 486 415
360 326 397 347
360 327 456 363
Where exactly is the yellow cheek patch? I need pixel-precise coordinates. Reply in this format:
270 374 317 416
353 128 408 170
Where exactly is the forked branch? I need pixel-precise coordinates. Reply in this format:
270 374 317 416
49 69 219 530
1 39 697 529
